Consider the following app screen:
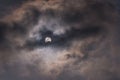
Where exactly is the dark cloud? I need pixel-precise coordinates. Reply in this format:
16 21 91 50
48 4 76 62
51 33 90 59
0 0 28 18
0 0 120 80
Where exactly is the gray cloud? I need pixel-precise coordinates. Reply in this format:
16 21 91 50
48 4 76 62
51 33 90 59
0 0 119 80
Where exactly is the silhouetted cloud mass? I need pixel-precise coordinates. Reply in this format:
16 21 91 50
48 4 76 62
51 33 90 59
0 0 119 80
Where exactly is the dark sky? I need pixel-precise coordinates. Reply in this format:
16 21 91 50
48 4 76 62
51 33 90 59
0 0 27 17
0 0 120 80
0 0 120 17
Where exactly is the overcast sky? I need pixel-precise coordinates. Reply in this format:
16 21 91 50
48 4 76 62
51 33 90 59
0 0 120 80
0 0 27 17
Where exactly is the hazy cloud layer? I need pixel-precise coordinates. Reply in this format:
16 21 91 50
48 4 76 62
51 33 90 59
0 0 119 80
